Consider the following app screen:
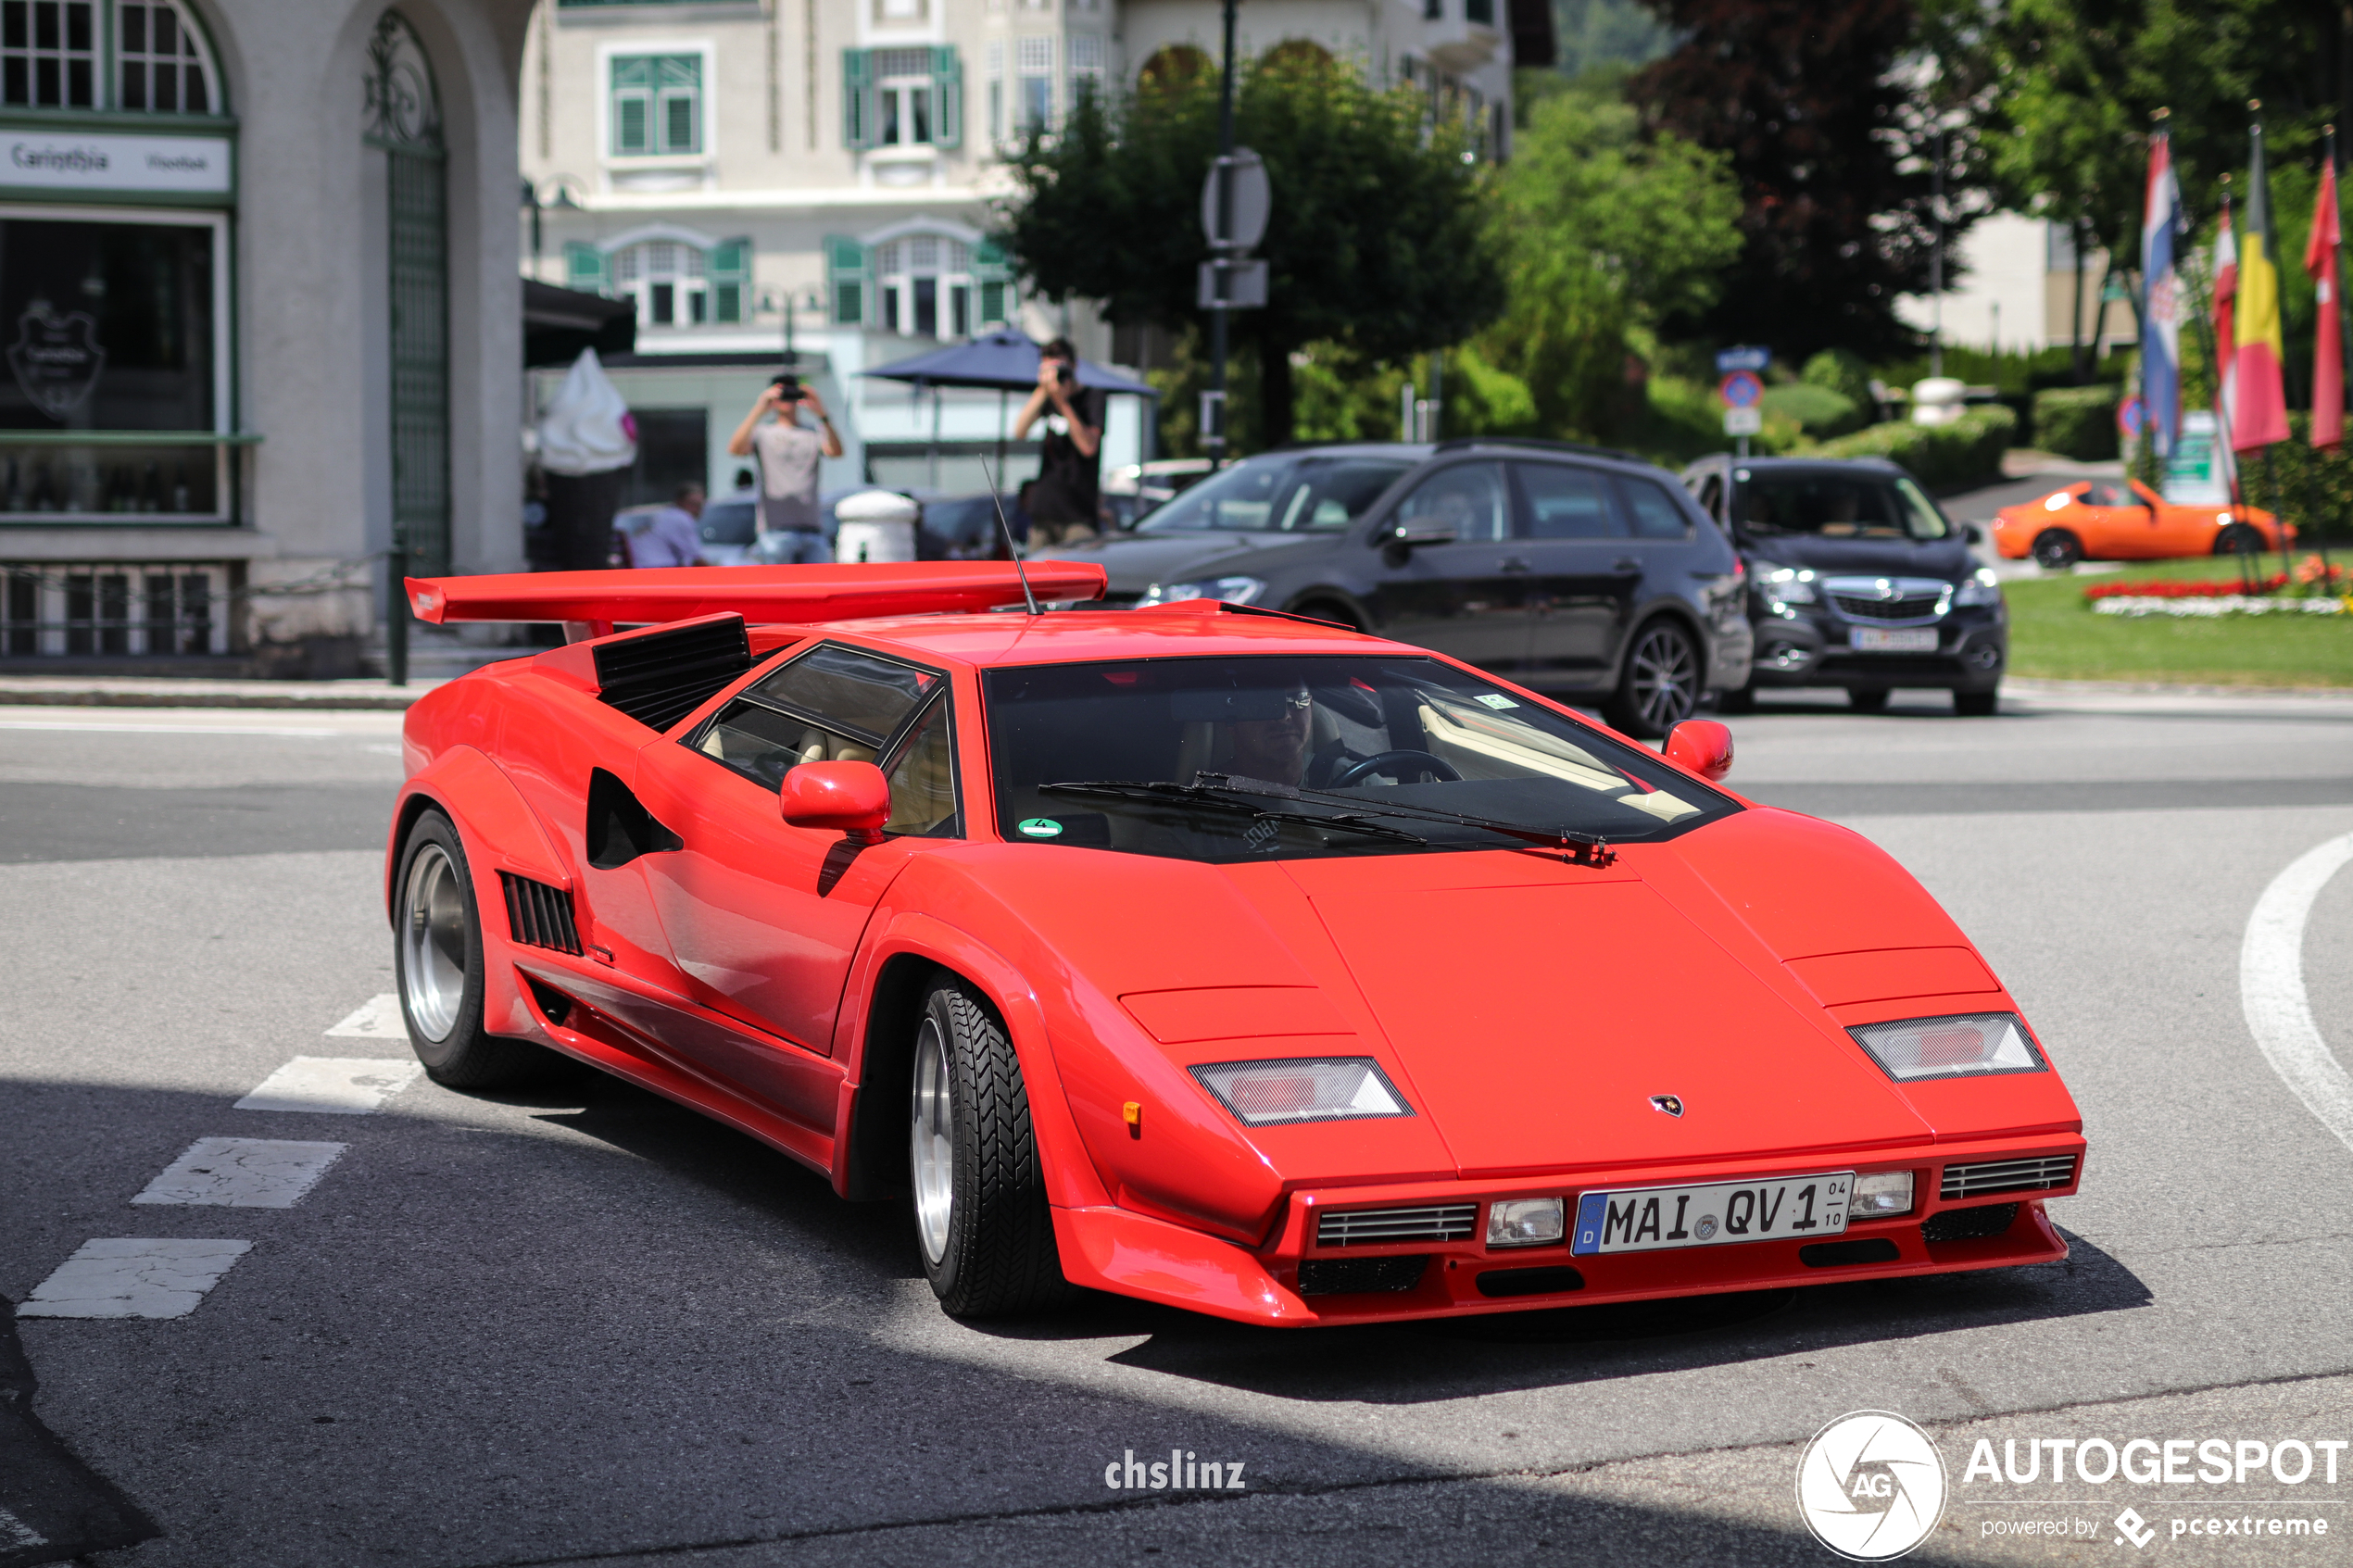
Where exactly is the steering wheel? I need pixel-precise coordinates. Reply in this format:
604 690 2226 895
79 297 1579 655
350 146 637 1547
1330 749 1461 788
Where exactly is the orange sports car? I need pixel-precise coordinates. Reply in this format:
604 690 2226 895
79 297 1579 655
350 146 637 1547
1991 479 2290 568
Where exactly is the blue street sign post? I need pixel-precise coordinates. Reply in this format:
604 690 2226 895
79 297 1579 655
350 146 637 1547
1718 366 1767 456
1716 346 1771 374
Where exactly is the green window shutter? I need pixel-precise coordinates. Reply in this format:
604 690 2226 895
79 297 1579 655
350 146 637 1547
611 56 652 156
711 238 750 324
826 234 871 326
659 55 701 154
841 49 874 150
931 46 963 149
973 236 1012 325
565 242 607 294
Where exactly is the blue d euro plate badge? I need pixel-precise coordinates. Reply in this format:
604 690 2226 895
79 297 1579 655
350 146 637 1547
1017 818 1063 838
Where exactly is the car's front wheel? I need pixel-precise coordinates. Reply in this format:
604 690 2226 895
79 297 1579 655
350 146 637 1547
393 809 559 1089
910 980 1075 1317
1604 620 1701 739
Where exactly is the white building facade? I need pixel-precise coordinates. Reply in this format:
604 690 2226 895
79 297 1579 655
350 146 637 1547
520 0 1532 499
1 0 536 671
1897 211 2141 357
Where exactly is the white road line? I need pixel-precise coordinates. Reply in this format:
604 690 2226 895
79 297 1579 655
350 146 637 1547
0 1506 48 1549
16 1238 253 1320
2241 830 2353 1156
131 1137 347 1209
326 994 409 1041
235 1056 422 1114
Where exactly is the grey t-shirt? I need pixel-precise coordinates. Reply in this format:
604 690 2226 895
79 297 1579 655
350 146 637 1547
752 420 825 533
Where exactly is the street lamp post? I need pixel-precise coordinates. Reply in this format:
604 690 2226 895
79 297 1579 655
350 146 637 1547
1205 0 1238 460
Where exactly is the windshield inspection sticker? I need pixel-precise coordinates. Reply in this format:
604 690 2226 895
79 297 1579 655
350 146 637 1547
1474 694 1519 709
1017 818 1064 838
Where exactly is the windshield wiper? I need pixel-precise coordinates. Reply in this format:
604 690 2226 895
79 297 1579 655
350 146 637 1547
1193 772 1618 867
1036 781 1428 847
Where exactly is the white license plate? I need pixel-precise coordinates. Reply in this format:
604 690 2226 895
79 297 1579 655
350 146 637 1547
1571 1172 1853 1256
1849 628 1939 652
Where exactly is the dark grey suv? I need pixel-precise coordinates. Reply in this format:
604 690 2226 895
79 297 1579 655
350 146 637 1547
1033 439 1753 735
1678 455 2007 716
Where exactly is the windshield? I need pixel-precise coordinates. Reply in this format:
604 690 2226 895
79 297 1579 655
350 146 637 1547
1741 471 1951 540
983 656 1740 863
1137 454 1410 534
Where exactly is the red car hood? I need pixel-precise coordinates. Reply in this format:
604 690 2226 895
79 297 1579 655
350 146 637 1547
1276 856 1932 1177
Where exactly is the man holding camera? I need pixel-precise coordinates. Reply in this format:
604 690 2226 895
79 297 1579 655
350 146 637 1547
1012 337 1104 547
728 373 845 564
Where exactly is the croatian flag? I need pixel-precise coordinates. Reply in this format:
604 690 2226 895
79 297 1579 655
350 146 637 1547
2140 132 2187 458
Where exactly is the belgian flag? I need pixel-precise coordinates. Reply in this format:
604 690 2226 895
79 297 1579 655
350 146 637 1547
2231 114 2291 452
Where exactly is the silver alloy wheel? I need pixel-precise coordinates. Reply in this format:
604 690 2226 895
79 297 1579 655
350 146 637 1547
1629 625 1697 732
911 1017 955 1265
399 842 469 1043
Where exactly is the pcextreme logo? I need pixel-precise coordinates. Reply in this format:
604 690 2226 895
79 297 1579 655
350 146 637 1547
1797 1411 1950 1561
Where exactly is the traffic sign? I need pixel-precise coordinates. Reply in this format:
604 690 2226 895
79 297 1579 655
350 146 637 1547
1723 408 1763 436
1200 149 1270 253
1718 370 1764 408
1716 345 1770 374
1197 257 1268 310
2116 395 2147 438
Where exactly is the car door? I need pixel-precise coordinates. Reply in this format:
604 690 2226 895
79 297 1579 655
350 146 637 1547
630 644 960 1106
2078 481 2154 558
1508 461 1642 684
1358 460 1531 674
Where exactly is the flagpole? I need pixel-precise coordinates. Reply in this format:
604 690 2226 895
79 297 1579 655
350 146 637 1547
2194 176 2256 592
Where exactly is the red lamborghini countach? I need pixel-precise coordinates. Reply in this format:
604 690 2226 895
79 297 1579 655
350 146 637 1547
388 562 2084 1324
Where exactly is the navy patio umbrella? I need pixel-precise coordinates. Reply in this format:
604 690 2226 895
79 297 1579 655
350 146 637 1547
862 329 1156 493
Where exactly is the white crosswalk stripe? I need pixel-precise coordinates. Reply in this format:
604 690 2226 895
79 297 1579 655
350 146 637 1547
132 1138 347 1209
324 994 409 1041
235 1056 422 1114
17 1238 254 1320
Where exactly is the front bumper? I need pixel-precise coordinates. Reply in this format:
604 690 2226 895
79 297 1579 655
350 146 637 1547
1052 1135 2082 1326
1747 602 2006 691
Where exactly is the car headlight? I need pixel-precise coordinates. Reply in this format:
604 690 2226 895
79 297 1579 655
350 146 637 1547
1851 1171 1916 1217
1847 1012 2045 1083
1954 567 2003 607
1487 1197 1566 1248
1189 1057 1412 1126
1139 575 1268 608
1756 566 1817 608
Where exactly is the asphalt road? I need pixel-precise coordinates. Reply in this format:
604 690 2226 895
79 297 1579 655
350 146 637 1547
3 685 2351 1568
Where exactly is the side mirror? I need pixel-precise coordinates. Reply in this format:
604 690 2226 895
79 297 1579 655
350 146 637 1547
1964 522 1984 546
1664 720 1734 783
1392 521 1457 549
780 761 891 845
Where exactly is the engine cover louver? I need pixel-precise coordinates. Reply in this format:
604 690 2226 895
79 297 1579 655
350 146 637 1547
500 872 582 955
592 615 752 732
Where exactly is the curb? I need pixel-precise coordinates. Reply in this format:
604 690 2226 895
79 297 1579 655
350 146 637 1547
0 678 440 710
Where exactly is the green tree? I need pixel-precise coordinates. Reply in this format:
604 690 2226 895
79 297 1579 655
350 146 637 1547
1468 86 1742 441
998 53 1504 449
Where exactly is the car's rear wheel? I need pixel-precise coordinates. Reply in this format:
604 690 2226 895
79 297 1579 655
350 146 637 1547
2031 529 2082 570
1846 688 1890 714
2214 522 2267 557
1604 620 1701 738
910 980 1076 1317
394 809 559 1089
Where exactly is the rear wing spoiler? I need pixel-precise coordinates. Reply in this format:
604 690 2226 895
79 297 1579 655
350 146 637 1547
404 562 1107 632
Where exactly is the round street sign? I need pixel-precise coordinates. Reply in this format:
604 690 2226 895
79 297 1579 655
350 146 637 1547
1719 370 1764 409
2117 395 2147 438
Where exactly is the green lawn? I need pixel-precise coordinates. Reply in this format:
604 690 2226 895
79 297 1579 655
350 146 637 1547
2003 555 2353 687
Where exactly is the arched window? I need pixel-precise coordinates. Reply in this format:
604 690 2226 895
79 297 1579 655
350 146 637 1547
1137 44 1209 94
874 233 974 339
611 241 707 327
0 0 220 111
1261 38 1333 75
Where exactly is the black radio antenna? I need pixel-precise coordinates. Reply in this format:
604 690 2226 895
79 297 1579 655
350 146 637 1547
977 454 1041 616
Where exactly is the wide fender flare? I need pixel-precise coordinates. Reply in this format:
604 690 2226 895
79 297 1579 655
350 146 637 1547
833 909 1110 1211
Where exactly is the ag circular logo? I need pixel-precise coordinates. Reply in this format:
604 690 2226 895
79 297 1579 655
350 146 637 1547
1795 1411 1947 1561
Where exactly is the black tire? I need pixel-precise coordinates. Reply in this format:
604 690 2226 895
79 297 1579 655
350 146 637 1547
2031 529 2082 570
908 980 1076 1317
393 809 560 1090
1953 686 2000 717
2214 523 2266 558
1714 684 1756 716
1846 688 1891 713
1603 620 1702 739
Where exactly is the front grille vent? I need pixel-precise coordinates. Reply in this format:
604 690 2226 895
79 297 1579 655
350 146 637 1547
500 872 583 955
592 615 753 733
1921 1203 2020 1244
1940 1155 2076 1201
1316 1204 1478 1248
1832 594 1948 623
1297 1256 1428 1296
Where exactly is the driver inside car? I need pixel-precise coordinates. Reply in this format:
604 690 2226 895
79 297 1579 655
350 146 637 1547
1227 684 1315 786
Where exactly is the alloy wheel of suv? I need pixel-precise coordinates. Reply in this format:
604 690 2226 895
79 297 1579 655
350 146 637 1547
1604 621 1700 739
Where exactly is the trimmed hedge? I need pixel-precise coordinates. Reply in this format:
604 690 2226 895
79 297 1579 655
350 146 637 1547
1758 382 1864 438
2032 384 2120 459
1816 405 2018 492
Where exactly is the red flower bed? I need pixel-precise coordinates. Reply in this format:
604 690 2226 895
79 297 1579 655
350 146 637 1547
2082 574 2288 600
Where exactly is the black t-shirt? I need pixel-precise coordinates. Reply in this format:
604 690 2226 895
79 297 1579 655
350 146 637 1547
1029 387 1107 524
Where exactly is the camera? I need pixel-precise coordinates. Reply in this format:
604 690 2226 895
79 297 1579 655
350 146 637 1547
771 372 803 402
1055 362 1075 389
